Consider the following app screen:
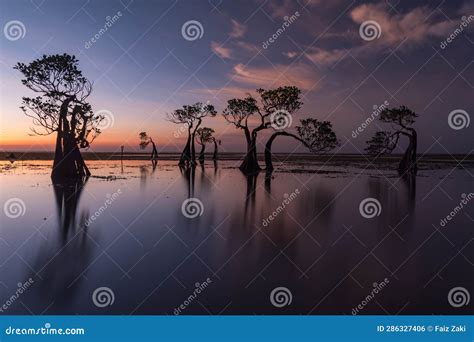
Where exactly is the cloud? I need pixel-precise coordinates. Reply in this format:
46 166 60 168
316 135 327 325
350 3 455 46
211 40 260 60
230 19 247 38
211 41 233 59
235 41 259 53
304 48 346 65
230 63 321 90
283 48 346 66
300 3 459 67
283 51 298 58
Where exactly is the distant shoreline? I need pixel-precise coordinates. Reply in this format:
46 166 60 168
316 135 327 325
1 151 473 165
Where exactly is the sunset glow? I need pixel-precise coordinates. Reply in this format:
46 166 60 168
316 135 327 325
1 0 472 154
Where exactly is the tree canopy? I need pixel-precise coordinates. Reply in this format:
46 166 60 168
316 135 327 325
365 105 419 176
15 54 102 148
223 86 303 131
195 127 215 145
365 106 418 156
296 118 339 153
168 102 216 126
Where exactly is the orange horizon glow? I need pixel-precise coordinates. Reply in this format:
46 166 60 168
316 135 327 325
0 121 251 153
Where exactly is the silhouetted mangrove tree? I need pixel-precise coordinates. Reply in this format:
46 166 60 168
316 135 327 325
365 106 418 176
15 54 103 181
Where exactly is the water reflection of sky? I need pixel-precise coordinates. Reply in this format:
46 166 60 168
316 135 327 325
0 160 472 314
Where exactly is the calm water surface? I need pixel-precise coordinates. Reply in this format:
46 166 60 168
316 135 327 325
0 160 472 314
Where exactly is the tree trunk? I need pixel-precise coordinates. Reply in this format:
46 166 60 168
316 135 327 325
151 140 158 160
199 144 205 162
77 149 91 177
191 119 202 164
239 128 261 174
411 130 417 175
264 133 278 172
72 145 90 178
398 131 417 176
51 97 73 180
265 131 304 172
191 136 196 164
61 106 74 178
179 128 192 166
52 137 90 181
212 140 218 160
51 99 91 182
51 124 64 180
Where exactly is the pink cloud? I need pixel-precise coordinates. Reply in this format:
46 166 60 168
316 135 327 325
230 19 247 38
304 48 346 65
272 47 346 67
283 51 298 58
235 41 259 53
211 41 233 59
301 3 458 67
230 63 322 90
350 3 456 46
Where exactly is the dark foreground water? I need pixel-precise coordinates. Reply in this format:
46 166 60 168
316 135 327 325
0 159 472 315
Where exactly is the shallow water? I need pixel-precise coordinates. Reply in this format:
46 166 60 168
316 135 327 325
0 160 473 315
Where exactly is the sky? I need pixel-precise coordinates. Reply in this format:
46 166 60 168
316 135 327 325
0 0 473 155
